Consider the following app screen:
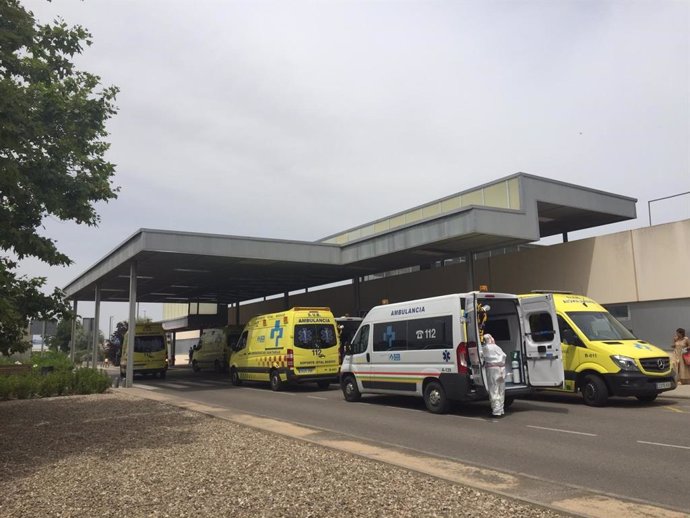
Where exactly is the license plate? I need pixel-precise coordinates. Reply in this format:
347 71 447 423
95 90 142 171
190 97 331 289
298 367 314 373
656 381 672 389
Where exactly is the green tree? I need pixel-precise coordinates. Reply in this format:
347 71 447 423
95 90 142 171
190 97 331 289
0 1 119 355
48 317 88 353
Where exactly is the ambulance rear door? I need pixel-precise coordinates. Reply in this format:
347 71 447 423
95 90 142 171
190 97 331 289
518 294 564 387
464 293 485 389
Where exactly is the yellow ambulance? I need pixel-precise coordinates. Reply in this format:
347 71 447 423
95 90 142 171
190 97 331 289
120 322 169 379
522 292 676 406
191 325 244 373
229 307 340 390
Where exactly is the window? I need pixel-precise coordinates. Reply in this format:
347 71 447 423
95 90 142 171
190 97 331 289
528 312 555 342
557 315 584 347
374 321 407 351
350 325 370 355
483 319 510 341
373 316 453 352
406 316 453 350
294 324 338 349
566 311 636 341
234 331 248 351
134 336 165 353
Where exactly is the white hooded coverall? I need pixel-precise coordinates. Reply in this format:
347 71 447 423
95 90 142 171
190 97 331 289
481 334 507 416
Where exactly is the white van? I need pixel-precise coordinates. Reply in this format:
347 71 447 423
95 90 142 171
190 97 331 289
340 292 564 413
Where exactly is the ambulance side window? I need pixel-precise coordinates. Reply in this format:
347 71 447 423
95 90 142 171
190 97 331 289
350 325 370 354
528 312 555 342
234 331 248 351
557 316 584 347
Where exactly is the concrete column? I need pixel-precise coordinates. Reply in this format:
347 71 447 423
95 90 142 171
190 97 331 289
353 276 361 317
92 284 101 369
235 301 240 325
283 292 289 310
467 252 475 291
125 261 137 388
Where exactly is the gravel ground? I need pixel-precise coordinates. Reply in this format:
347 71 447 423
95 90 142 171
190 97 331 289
0 392 566 518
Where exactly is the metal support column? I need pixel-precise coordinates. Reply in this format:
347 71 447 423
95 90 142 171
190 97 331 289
92 284 101 369
283 292 289 310
70 300 78 363
235 301 240 325
125 261 137 388
467 252 475 291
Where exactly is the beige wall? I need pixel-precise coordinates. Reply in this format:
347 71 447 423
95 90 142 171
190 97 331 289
632 220 690 301
168 218 690 324
485 219 689 304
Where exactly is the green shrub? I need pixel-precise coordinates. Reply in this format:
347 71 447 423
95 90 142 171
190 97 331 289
38 372 72 398
0 376 11 400
13 375 38 399
73 368 111 395
31 351 74 371
0 367 110 399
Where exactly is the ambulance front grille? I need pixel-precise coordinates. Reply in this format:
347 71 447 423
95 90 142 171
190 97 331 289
639 357 670 372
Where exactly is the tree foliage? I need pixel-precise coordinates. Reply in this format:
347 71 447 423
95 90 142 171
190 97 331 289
0 1 119 355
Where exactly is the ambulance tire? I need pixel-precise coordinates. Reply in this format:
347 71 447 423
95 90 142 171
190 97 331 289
230 367 242 386
424 381 449 414
581 374 608 407
342 375 361 402
636 394 658 403
159 370 166 380
270 370 283 391
504 396 514 409
192 360 200 372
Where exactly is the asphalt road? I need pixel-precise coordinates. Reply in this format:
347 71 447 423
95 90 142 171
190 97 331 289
130 366 690 513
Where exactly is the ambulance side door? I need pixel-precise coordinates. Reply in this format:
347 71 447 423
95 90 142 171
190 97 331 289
519 294 564 387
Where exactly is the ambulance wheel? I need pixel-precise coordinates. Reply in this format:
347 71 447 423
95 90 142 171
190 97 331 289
581 374 608 407
342 375 361 402
504 396 514 409
636 394 658 403
159 370 166 380
424 381 449 414
270 370 283 391
316 380 331 390
230 367 242 386
192 360 200 372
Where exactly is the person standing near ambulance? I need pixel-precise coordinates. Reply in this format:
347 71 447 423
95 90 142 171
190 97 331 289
673 328 690 384
482 333 507 417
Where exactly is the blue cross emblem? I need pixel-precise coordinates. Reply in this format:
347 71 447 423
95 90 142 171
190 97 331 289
383 325 396 349
270 320 283 347
442 350 451 362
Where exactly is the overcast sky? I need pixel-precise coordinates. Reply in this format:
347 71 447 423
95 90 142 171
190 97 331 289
18 0 690 331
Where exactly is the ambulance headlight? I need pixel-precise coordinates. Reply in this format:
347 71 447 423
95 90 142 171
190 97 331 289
611 355 639 372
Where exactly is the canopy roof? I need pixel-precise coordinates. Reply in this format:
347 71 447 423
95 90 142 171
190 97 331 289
64 173 637 304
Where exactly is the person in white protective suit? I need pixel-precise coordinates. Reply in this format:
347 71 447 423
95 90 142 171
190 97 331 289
481 333 507 417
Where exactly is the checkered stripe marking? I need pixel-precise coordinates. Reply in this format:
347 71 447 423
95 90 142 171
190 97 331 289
257 355 287 368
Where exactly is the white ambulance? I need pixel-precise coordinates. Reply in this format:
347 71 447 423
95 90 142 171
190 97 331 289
340 292 564 413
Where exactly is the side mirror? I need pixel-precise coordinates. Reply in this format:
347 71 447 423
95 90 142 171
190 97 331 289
344 343 353 355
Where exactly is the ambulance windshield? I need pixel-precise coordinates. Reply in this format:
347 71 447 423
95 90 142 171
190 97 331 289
294 325 338 349
134 335 166 353
566 311 636 341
